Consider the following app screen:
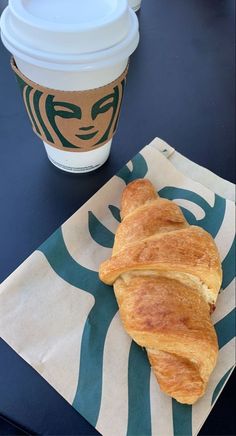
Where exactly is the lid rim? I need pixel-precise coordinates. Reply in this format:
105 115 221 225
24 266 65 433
1 35 139 73
9 0 129 33
1 33 139 71
1 8 139 70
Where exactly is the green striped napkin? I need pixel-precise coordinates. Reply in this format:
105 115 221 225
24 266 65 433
0 138 235 436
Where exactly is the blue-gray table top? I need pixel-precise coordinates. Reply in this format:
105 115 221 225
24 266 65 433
0 0 235 434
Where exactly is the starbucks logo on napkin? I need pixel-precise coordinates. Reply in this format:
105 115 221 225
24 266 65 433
0 141 234 436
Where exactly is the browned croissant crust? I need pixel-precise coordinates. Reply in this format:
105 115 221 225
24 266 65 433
99 179 222 404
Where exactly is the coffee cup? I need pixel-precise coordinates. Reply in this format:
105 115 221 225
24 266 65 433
0 0 139 173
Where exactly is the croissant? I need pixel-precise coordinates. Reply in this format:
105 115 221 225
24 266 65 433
99 179 222 404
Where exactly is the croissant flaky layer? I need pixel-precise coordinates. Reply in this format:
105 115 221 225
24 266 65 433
99 179 222 404
114 275 218 404
100 226 221 304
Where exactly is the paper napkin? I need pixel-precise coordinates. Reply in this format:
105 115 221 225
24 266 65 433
0 138 235 436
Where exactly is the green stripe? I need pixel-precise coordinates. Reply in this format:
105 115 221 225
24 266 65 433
113 78 126 133
95 86 120 145
25 86 41 135
88 211 114 248
38 227 118 427
214 308 236 349
222 238 235 290
172 400 192 436
15 74 40 136
108 205 121 222
159 187 211 211
211 366 234 406
158 189 226 238
73 294 118 426
45 95 77 149
126 342 151 436
117 153 148 185
198 194 225 238
33 90 54 142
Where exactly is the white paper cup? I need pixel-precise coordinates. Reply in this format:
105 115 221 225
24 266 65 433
14 57 128 173
0 0 139 173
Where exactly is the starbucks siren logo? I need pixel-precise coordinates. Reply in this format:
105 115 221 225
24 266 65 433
11 59 127 151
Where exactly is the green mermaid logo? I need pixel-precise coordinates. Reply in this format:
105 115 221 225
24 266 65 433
12 60 127 151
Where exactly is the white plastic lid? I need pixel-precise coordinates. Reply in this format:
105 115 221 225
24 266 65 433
0 0 139 70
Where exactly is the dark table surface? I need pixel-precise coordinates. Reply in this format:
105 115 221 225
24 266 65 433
0 0 235 434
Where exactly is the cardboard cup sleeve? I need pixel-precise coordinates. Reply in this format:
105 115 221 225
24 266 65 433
11 58 128 152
